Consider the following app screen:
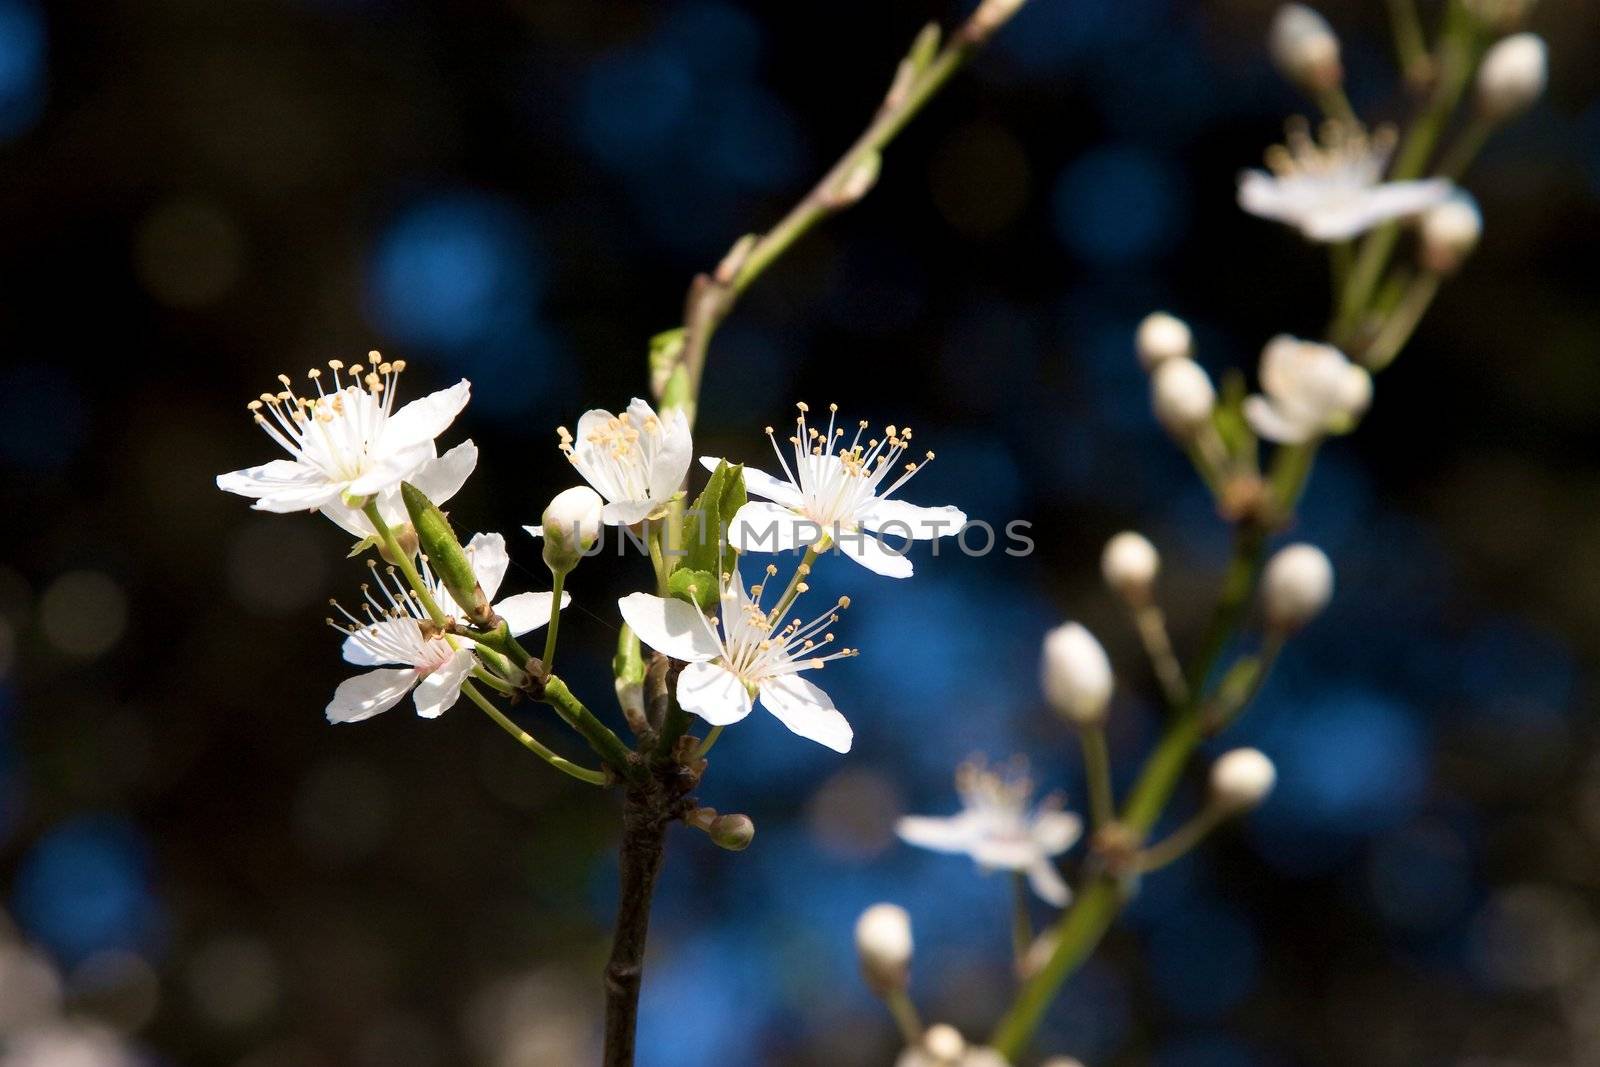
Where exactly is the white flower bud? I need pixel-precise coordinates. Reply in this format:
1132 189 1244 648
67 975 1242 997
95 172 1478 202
539 486 603 575
1135 311 1192 370
1210 747 1278 812
1151 357 1216 438
924 1025 966 1061
1419 193 1482 274
855 903 913 993
1040 1059 1087 1067
1269 4 1343 93
1041 623 1113 727
1261 542 1334 631
1101 531 1160 604
1476 33 1547 122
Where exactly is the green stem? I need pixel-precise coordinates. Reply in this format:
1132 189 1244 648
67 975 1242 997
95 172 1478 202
543 570 566 671
1078 725 1115 831
1363 269 1443 372
692 725 724 760
991 876 1121 1057
885 988 923 1049
1136 804 1228 873
1436 115 1492 181
543 675 640 782
1384 0 1431 86
648 523 668 596
461 680 607 786
1011 872 1033 971
1185 526 1267 694
363 501 446 624
1333 4 1479 347
471 666 517 696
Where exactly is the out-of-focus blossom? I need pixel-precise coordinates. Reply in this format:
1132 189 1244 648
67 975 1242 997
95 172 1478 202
1243 336 1371 444
897 759 1081 906
1238 120 1451 241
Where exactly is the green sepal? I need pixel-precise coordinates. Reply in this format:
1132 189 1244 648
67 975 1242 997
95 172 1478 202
1214 369 1257 465
400 481 490 625
678 460 746 577
347 535 379 558
668 568 719 613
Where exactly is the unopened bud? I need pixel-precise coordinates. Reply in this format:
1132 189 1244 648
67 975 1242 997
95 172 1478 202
1269 4 1342 93
1151 357 1216 438
1475 33 1547 122
1101 531 1160 604
924 1025 966 1061
1261 542 1334 631
1419 193 1482 274
1040 1060 1086 1067
855 903 913 993
709 813 754 851
1135 311 1192 370
1041 622 1113 727
1210 747 1277 812
538 486 604 576
401 482 492 625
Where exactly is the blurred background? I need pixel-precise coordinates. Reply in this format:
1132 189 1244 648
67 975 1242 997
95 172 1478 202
3 0 1599 1064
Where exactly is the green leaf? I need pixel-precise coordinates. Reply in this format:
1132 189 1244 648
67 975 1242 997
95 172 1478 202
678 460 746 577
667 568 719 612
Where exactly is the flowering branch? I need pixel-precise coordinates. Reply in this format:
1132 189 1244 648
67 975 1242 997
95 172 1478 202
654 0 1031 425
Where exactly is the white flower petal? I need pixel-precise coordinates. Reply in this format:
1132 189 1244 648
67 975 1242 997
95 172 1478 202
1244 395 1316 445
833 529 914 578
345 441 435 497
728 501 821 554
858 499 968 540
216 459 343 513
494 590 567 636
410 439 480 509
676 660 754 726
971 837 1043 870
326 668 418 723
1032 810 1084 855
757 673 852 753
1236 169 1299 224
378 380 472 454
617 592 721 662
463 532 510 600
1301 179 1453 240
896 813 979 854
413 649 475 719
1026 858 1072 907
342 631 395 667
699 456 805 508
633 399 692 501
601 499 657 527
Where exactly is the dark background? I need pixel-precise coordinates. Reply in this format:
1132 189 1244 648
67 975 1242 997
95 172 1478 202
3 0 1600 1064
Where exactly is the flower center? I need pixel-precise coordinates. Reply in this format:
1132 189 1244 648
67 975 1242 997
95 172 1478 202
764 402 936 527
247 351 406 483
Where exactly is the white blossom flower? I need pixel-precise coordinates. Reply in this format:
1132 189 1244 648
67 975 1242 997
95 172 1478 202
897 759 1082 906
1243 335 1372 444
217 352 471 514
1238 120 1451 241
558 398 692 526
896 1024 1011 1067
321 439 479 542
326 533 565 723
617 565 857 752
704 403 967 578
